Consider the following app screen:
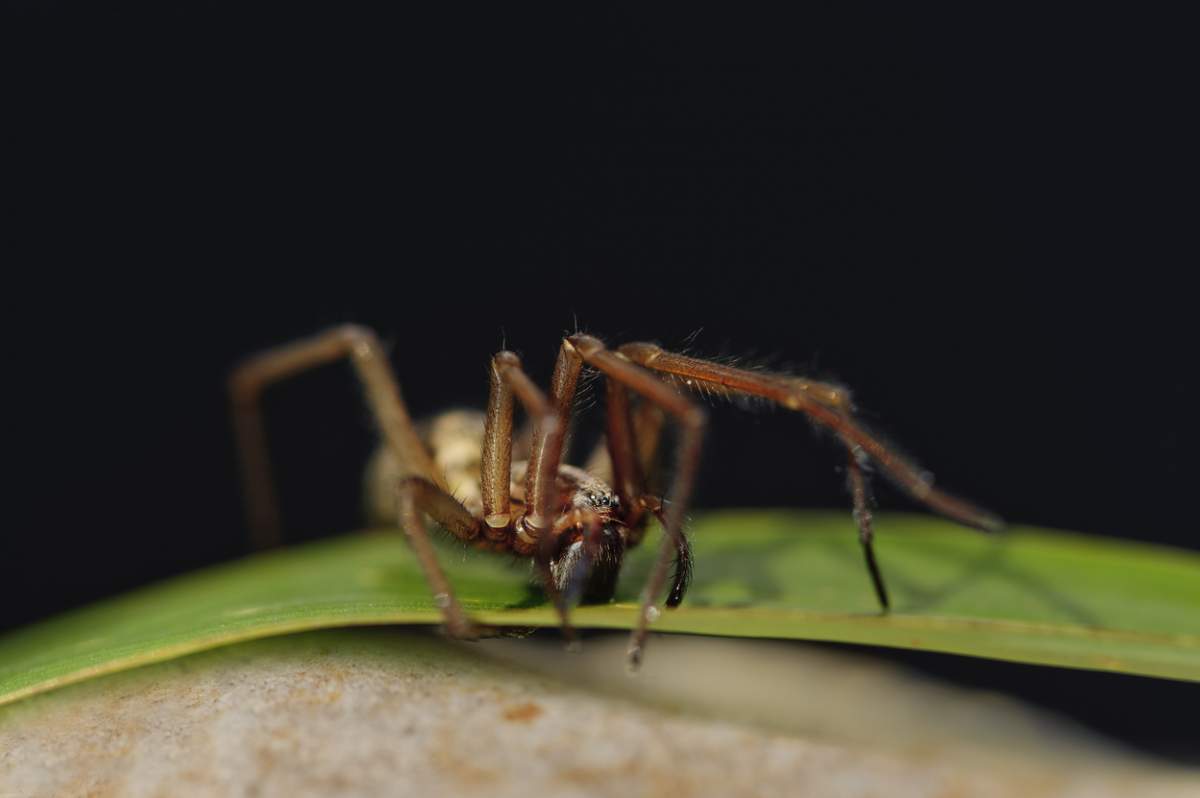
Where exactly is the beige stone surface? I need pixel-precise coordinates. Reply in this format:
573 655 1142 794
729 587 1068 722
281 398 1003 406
0 629 1196 798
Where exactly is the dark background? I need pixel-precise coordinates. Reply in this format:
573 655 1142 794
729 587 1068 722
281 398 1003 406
4 3 1195 760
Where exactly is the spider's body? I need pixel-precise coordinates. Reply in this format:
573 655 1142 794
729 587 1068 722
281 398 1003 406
364 409 644 604
231 326 999 667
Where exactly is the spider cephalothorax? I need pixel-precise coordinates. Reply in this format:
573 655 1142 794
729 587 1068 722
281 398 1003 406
231 326 998 667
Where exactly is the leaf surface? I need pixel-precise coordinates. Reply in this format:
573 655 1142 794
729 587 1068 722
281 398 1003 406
2 511 1198 707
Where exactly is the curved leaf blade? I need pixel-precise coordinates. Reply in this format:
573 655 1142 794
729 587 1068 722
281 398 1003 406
1 511 1198 707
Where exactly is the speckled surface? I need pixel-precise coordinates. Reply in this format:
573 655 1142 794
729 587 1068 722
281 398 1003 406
1 630 1195 798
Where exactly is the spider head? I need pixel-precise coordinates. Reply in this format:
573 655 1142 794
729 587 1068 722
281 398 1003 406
549 519 627 605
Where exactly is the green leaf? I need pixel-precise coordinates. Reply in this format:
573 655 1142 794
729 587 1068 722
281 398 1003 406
2 511 1198 707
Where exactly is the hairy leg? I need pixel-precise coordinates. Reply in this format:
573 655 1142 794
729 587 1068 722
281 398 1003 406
584 390 666 501
600 380 653 522
592 380 687 598
566 335 708 670
616 342 1002 612
643 497 692 607
513 337 702 662
479 350 576 640
480 351 560 534
846 445 888 609
397 477 485 638
617 342 1002 533
524 339 584 537
229 325 440 549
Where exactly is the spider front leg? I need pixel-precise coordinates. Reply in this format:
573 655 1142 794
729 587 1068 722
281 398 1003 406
598 379 692 603
584 408 664 494
480 350 577 642
618 342 1003 610
845 444 888 609
566 335 708 670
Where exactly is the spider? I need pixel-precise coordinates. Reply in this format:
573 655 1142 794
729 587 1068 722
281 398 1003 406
229 326 1001 668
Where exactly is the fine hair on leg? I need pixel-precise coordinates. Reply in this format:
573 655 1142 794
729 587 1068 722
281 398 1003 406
566 335 708 670
396 476 483 638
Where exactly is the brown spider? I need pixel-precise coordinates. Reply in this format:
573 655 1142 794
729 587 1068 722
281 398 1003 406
229 326 1001 668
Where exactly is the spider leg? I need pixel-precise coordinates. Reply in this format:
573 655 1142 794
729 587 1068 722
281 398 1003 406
229 325 440 549
585 383 667 506
589 379 685 584
565 335 707 671
481 351 561 533
481 351 576 643
397 476 486 639
846 445 888 609
617 343 1003 534
524 339 584 536
598 380 657 524
588 354 694 610
480 353 519 534
645 498 693 607
473 339 591 647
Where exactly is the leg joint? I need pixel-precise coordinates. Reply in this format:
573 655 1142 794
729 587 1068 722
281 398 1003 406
396 475 427 506
228 368 260 404
783 378 854 412
617 342 662 366
492 350 521 369
335 323 384 360
565 333 605 357
683 405 708 430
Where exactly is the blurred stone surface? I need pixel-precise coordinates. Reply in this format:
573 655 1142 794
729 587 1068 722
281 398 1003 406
0 629 1196 798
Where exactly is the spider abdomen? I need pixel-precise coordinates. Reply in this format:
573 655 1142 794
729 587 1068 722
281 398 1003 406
364 409 490 525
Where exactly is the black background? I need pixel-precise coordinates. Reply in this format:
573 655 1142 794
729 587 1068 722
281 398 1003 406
4 3 1195 759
